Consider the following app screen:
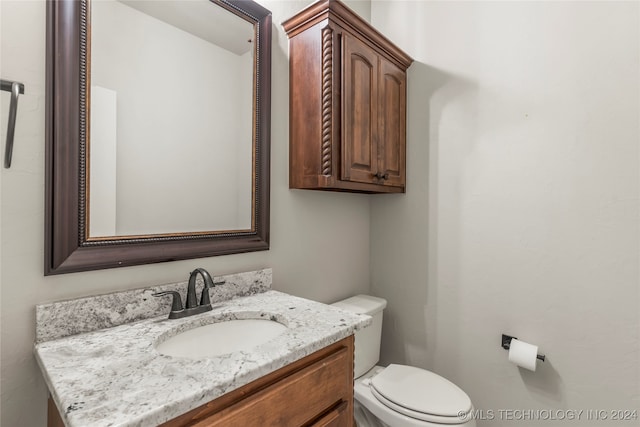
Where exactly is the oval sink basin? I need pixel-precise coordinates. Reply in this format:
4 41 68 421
156 319 287 359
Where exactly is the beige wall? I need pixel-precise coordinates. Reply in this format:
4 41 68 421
0 1 371 426
370 1 639 425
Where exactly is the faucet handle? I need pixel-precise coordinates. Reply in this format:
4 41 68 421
153 291 184 313
199 280 227 306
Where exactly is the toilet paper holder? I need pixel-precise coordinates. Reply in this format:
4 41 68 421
501 334 545 362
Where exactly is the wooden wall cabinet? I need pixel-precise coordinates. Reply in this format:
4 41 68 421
284 0 413 193
49 336 354 427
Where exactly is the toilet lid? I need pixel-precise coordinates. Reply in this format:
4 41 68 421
370 364 472 418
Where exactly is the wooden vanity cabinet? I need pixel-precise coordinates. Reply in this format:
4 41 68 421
49 336 354 426
284 0 413 193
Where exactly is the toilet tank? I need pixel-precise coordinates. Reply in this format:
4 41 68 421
332 295 387 378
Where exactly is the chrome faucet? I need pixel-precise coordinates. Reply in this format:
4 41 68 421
153 268 225 319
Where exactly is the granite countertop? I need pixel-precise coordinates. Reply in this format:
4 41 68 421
35 289 370 427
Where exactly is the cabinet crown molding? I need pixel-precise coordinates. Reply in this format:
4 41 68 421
282 0 413 69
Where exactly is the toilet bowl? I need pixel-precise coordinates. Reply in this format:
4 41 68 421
332 295 476 427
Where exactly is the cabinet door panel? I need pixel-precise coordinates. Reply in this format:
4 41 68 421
342 34 378 184
378 58 406 187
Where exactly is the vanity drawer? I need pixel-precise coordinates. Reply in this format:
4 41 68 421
164 335 354 427
310 401 350 427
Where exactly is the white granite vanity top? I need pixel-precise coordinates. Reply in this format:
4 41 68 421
35 289 370 427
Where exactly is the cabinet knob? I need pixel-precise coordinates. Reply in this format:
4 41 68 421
374 172 389 180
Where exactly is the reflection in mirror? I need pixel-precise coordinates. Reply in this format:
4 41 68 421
88 0 254 237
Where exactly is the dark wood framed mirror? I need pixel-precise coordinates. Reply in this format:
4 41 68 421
45 0 271 275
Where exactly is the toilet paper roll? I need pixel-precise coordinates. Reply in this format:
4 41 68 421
508 338 538 371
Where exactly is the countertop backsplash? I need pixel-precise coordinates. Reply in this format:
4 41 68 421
35 268 272 343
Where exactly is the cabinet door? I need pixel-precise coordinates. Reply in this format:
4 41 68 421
341 33 378 184
378 57 406 188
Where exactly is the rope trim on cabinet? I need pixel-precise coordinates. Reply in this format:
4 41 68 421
321 26 333 176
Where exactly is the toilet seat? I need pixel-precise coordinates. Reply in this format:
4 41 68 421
369 364 473 424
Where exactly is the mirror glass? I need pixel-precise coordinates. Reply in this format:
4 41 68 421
88 0 255 238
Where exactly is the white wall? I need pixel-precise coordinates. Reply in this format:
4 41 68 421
89 86 118 236
0 1 371 426
370 1 639 425
236 51 254 226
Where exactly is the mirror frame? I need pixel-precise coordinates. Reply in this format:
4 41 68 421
45 0 271 275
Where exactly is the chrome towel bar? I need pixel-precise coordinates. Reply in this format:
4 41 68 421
1 78 25 168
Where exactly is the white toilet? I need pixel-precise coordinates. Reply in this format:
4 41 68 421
332 295 476 427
